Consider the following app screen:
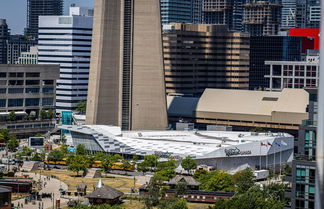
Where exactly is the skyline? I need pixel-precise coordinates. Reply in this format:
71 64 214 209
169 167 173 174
0 0 94 34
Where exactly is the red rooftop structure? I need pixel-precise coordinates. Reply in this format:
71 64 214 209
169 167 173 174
289 28 320 51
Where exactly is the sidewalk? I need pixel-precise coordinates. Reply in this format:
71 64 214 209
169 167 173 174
12 172 69 209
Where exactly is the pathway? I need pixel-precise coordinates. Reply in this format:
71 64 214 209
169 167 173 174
12 172 69 209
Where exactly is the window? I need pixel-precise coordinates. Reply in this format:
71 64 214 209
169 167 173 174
43 80 54 85
8 80 23 85
272 65 281 76
8 88 24 94
26 73 40 77
9 72 24 77
26 80 40 85
42 98 54 106
8 99 23 107
25 98 39 106
26 88 40 93
43 88 54 93
0 73 6 78
0 89 6 94
0 99 6 108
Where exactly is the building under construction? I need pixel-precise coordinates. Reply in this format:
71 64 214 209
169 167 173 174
243 0 282 36
201 0 246 31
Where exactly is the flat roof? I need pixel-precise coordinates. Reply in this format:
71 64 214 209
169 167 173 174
61 125 294 159
167 88 309 125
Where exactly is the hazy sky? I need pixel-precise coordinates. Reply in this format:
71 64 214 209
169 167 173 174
0 0 94 34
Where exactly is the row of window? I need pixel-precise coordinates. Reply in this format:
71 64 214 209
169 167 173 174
0 98 54 108
0 88 54 94
0 80 54 86
0 72 40 78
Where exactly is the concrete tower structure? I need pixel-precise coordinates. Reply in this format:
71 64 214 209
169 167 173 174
86 0 168 131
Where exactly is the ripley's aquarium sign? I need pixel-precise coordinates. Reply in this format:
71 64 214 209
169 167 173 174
225 147 252 157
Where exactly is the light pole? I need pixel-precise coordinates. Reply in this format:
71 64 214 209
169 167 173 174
316 5 324 209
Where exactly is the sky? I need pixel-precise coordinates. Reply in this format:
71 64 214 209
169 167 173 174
0 0 94 34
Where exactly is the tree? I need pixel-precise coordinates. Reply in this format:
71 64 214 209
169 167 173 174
175 181 188 197
159 198 188 209
198 170 235 192
6 137 19 151
0 129 14 142
143 154 159 171
47 109 54 119
76 101 87 114
47 150 65 163
31 152 46 161
232 169 255 193
154 158 177 181
73 203 123 209
144 175 164 209
67 155 90 176
8 111 16 121
39 109 48 120
212 185 287 209
181 156 197 174
137 161 150 174
76 144 87 155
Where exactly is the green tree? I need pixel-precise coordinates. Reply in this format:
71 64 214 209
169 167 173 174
137 161 150 174
73 203 123 209
39 109 48 120
212 185 287 209
175 181 188 197
232 168 255 193
67 155 90 176
154 158 177 181
101 155 117 173
47 109 54 119
76 144 87 155
0 129 14 142
76 101 87 114
145 175 164 209
181 156 197 174
31 152 46 161
20 146 33 156
47 150 65 163
198 170 235 192
159 198 188 209
8 111 16 121
6 137 19 151
120 159 132 171
143 154 159 171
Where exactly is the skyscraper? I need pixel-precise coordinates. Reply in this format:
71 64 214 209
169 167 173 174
281 0 297 28
243 0 282 36
86 0 168 131
160 0 193 24
25 0 63 39
0 19 9 64
38 7 93 112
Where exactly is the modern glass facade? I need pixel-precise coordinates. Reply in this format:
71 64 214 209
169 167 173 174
249 36 302 90
25 0 63 39
160 0 193 25
289 88 317 209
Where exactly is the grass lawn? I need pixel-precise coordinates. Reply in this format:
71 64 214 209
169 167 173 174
37 169 140 193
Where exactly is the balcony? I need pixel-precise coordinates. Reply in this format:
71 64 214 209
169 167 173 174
294 154 316 162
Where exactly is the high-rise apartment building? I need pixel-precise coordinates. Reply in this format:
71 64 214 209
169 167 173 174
249 36 302 89
160 0 193 24
287 88 317 209
295 0 320 29
25 0 63 39
38 7 93 112
0 19 9 64
200 0 246 31
6 35 37 64
281 0 297 28
86 0 168 131
243 0 282 36
163 23 250 96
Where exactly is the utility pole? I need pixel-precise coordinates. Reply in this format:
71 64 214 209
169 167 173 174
315 5 324 209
